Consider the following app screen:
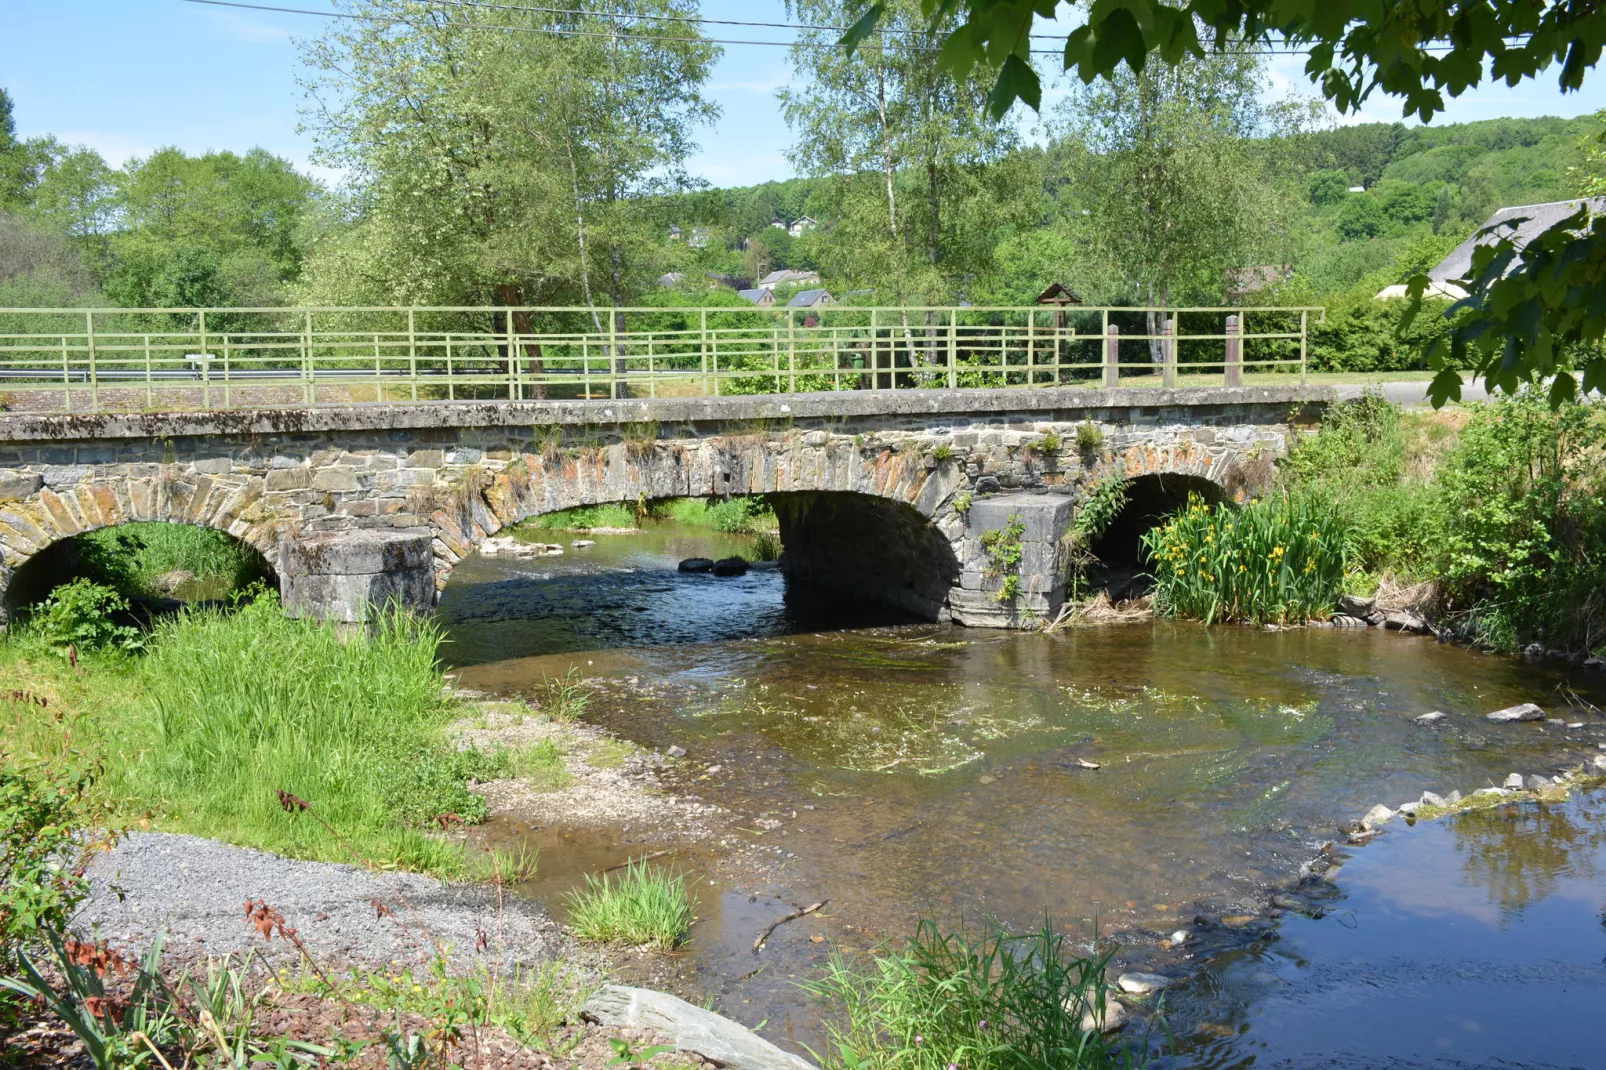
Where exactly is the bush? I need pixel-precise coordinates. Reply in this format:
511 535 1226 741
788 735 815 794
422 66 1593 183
1 761 98 972
528 503 638 531
563 860 691 949
803 919 1141 1070
1306 293 1462 373
1142 493 1348 624
76 522 271 601
659 495 776 533
21 580 142 655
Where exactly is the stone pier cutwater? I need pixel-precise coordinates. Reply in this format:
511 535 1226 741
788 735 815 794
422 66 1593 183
0 386 1327 625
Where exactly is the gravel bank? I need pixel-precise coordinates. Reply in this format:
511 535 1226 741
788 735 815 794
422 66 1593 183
77 832 575 972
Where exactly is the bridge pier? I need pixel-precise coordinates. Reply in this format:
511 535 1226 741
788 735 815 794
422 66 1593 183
950 494 1078 627
278 531 437 623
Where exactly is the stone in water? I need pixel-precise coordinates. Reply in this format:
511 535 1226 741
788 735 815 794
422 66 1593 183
1486 703 1545 723
1413 711 1447 726
1361 803 1394 829
1117 972 1172 995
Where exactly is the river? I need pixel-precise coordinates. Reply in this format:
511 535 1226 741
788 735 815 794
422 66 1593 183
440 521 1606 1068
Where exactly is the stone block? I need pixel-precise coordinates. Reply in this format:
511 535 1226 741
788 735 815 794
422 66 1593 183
0 473 42 502
192 457 234 475
965 493 1075 542
279 530 434 575
310 468 361 492
407 450 445 469
265 468 310 491
280 568 437 622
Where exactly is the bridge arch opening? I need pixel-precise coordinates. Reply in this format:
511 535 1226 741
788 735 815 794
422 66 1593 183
4 521 276 624
1086 474 1228 592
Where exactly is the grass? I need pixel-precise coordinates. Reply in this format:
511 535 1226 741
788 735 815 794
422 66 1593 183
563 860 692 949
804 918 1146 1070
0 594 493 877
535 668 592 722
75 522 272 601
501 739 573 792
527 503 639 531
653 496 777 533
1142 492 1347 625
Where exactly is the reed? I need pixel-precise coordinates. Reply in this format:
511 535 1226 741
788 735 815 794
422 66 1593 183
1141 493 1347 624
563 860 691 949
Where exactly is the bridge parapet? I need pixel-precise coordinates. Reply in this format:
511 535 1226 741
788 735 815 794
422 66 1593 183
0 386 1331 626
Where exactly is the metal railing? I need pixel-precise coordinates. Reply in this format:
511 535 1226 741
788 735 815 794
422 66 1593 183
0 305 1324 413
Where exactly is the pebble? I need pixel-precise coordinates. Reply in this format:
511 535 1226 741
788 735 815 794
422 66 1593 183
1504 773 1525 789
1524 774 1551 791
1117 972 1172 995
1169 929 1190 946
1396 801 1420 817
1474 787 1509 797
1413 711 1447 726
1445 789 1463 804
666 745 687 758
1486 703 1545 723
1361 803 1395 828
705 764 723 775
1420 791 1446 808
1592 755 1606 772
1074 999 1128 1033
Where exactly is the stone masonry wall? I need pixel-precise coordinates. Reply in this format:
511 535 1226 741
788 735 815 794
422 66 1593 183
0 386 1327 624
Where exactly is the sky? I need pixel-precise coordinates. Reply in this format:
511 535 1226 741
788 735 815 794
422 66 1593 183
4 0 1603 190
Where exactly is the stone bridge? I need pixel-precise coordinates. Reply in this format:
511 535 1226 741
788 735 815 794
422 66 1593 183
0 385 1330 628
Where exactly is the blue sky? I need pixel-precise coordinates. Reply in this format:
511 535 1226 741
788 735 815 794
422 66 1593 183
4 0 1603 189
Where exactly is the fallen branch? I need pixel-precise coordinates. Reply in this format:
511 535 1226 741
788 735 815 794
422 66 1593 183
604 850 671 873
752 900 828 954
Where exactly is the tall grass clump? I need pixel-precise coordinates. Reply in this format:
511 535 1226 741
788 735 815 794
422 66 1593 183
129 595 476 871
805 919 1145 1070
563 860 691 949
527 503 638 531
77 522 273 600
1142 493 1347 624
658 496 776 533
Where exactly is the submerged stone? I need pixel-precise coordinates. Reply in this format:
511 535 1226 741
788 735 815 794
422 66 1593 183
1117 972 1172 995
678 557 714 573
711 556 749 576
1414 711 1447 726
1487 703 1545 723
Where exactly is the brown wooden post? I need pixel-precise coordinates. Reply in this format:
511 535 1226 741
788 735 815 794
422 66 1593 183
1103 323 1120 387
1162 317 1177 388
1224 313 1242 387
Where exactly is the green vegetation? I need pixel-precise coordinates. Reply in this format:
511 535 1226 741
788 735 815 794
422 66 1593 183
0 761 98 973
23 579 143 655
804 918 1142 1070
1142 494 1348 625
655 495 778 533
528 503 640 531
0 592 500 876
75 523 272 602
563 860 692 949
980 512 1027 603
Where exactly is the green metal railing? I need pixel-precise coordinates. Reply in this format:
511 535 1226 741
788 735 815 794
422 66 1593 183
0 304 1325 413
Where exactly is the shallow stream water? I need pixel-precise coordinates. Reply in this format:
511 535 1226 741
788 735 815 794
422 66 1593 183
439 523 1606 1067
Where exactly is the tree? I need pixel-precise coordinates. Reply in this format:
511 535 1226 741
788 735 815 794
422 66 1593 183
780 0 1026 302
1057 47 1303 326
840 0 1606 404
1573 110 1606 197
1307 169 1349 207
1336 195 1384 241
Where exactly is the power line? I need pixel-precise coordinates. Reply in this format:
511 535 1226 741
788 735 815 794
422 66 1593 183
182 0 1484 56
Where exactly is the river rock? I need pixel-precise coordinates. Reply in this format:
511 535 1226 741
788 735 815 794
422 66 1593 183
678 558 714 573
581 985 817 1070
1072 998 1128 1033
1591 754 1606 772
572 539 596 548
1396 801 1421 817
1445 789 1462 804
1361 803 1395 829
711 556 749 577
1585 656 1604 671
1474 787 1509 797
1503 773 1525 789
1116 972 1172 995
1338 593 1375 617
1384 609 1431 634
1524 774 1551 791
1420 791 1447 808
1170 929 1190 945
666 745 687 759
1523 642 1545 658
1332 614 1369 628
1486 703 1545 723
1414 711 1447 726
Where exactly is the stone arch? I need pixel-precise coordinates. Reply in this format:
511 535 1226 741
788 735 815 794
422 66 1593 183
0 475 283 621
1088 472 1228 568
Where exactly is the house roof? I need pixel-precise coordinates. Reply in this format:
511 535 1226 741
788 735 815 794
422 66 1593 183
656 272 685 287
1033 282 1083 305
757 268 821 287
1431 197 1606 282
787 289 832 307
737 288 774 305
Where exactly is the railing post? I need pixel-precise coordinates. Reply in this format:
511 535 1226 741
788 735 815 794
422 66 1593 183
61 333 71 413
198 309 208 411
699 309 709 396
787 308 796 394
1224 313 1242 388
408 308 418 402
505 307 517 402
84 310 97 412
608 310 620 399
143 333 152 410
871 308 879 389
302 310 314 406
1103 320 1119 388
937 303 950 387
1300 309 1309 384
1162 316 1176 389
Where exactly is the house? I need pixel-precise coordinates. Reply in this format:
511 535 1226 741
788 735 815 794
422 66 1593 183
1226 265 1293 299
786 288 833 309
657 272 685 288
756 268 822 290
705 272 752 291
688 226 711 250
668 224 683 240
769 217 788 230
788 215 819 238
737 288 776 307
1033 282 1084 307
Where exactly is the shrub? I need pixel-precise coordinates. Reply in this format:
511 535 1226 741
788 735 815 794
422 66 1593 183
1075 422 1103 453
22 579 142 655
528 503 638 531
803 919 1140 1070
1 761 99 972
1306 292 1462 373
1143 493 1348 624
76 522 271 601
563 860 691 949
